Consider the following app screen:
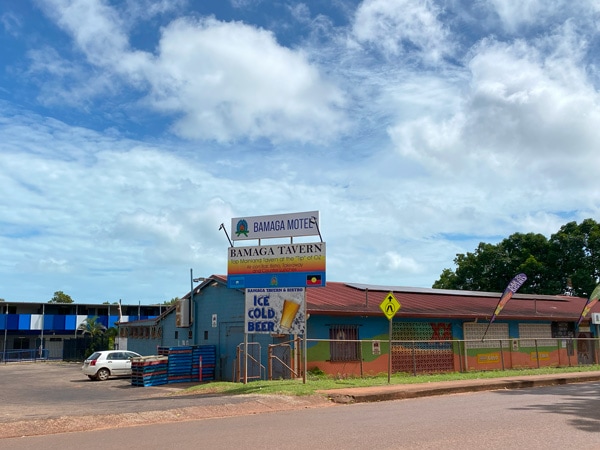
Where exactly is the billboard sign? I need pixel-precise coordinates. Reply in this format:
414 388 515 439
227 242 326 289
245 287 306 334
231 211 319 241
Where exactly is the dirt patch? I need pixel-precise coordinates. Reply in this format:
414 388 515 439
0 394 333 439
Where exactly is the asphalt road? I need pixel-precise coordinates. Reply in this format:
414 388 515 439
5 381 600 449
5 361 600 449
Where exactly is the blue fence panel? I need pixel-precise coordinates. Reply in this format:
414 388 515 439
7 315 19 330
97 315 109 329
18 314 31 330
64 315 77 330
44 314 56 330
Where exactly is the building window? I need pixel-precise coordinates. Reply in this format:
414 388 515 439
519 323 553 347
463 323 509 349
14 337 30 349
329 324 359 361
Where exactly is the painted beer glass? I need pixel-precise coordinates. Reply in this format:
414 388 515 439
280 297 301 331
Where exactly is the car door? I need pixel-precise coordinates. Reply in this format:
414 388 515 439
123 352 138 375
108 352 128 375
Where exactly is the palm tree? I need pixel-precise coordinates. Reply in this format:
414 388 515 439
78 316 108 358
78 316 107 337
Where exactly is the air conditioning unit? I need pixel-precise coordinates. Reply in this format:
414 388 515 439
591 313 600 325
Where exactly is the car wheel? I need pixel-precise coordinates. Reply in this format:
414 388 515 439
96 368 110 381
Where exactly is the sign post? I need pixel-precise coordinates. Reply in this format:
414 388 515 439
379 292 401 384
227 211 326 290
226 211 325 384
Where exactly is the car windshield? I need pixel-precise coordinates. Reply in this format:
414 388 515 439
86 352 102 361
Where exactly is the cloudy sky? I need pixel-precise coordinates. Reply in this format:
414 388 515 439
1 0 599 304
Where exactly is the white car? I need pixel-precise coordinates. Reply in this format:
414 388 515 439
82 350 141 381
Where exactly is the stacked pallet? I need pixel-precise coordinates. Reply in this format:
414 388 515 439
131 356 169 387
131 346 218 386
192 345 216 382
158 346 193 383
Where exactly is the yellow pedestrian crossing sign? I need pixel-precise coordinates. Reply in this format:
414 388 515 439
379 292 401 320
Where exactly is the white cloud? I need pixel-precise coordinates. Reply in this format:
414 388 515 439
352 0 453 63
487 0 600 33
121 0 186 21
465 36 600 180
489 0 559 31
149 17 347 143
389 25 600 190
2 1 600 303
34 0 347 144
38 0 131 68
1 11 22 37
376 251 422 274
288 3 311 24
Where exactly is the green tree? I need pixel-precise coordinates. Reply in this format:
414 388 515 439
162 297 180 306
546 219 600 297
105 326 118 350
78 316 106 337
433 219 600 296
49 291 74 303
78 316 108 358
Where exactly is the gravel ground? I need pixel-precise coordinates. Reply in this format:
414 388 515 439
0 362 333 439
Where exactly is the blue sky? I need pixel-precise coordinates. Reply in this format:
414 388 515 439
1 0 599 304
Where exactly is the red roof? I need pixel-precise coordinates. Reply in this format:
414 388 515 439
306 282 595 321
208 275 598 322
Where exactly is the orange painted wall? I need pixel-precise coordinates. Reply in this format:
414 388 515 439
307 354 389 377
308 345 582 376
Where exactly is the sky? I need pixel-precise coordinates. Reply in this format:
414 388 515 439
1 0 600 304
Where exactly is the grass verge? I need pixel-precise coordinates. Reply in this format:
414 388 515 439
181 364 600 397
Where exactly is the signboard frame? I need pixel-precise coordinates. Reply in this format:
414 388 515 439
231 211 319 241
225 211 324 385
244 287 306 335
227 242 326 289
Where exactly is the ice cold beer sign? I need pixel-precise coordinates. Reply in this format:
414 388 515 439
245 287 305 334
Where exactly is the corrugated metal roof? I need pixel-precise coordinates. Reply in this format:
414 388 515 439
306 281 597 321
200 276 599 322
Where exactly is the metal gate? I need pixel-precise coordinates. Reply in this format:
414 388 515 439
392 322 454 374
268 341 296 380
236 342 264 382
